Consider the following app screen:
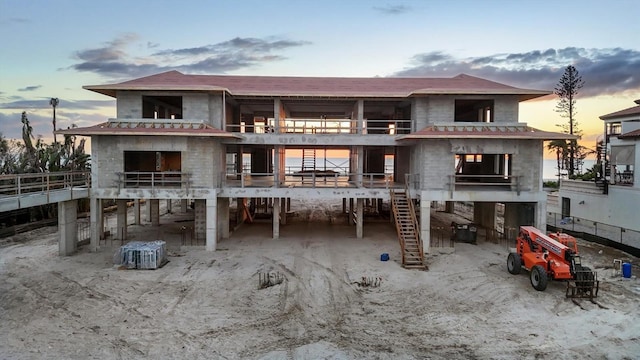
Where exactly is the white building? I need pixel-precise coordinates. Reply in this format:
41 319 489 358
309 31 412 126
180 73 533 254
548 100 640 252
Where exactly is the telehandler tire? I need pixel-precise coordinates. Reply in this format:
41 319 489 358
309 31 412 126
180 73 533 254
530 265 548 291
507 253 522 275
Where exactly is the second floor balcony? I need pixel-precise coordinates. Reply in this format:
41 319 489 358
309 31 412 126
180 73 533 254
225 118 411 135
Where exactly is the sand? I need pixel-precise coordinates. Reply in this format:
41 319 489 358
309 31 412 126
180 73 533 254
1 199 639 359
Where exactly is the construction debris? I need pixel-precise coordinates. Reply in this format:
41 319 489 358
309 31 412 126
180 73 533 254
258 271 285 289
353 276 383 288
114 241 168 270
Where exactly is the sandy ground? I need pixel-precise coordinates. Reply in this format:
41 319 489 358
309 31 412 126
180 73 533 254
1 200 639 359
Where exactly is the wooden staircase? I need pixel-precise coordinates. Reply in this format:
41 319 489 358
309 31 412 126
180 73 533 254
390 189 426 270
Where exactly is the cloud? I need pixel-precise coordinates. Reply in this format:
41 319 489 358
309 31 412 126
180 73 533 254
395 47 640 97
18 85 42 92
0 98 115 110
373 4 411 15
69 34 311 79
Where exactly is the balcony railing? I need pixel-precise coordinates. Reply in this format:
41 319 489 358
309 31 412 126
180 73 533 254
225 118 411 135
449 174 522 194
116 171 191 190
223 172 395 189
0 171 90 196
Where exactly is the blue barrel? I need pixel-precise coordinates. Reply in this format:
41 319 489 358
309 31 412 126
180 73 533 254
622 263 632 278
380 253 390 261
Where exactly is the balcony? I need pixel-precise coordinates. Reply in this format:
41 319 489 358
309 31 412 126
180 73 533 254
449 174 523 194
116 172 191 190
223 171 395 189
226 118 411 135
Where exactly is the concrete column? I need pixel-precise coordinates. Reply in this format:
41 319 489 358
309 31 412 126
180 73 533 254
272 198 280 239
503 203 519 235
150 199 160 226
206 197 218 251
473 202 497 229
181 199 188 213
420 198 431 252
58 199 78 256
90 197 102 252
116 199 127 241
133 199 141 225
342 198 346 213
280 198 287 225
356 99 364 134
194 199 206 243
145 198 152 222
445 201 455 213
356 198 364 238
535 201 546 230
286 198 291 212
348 198 354 224
356 146 364 186
217 197 230 240
167 199 172 213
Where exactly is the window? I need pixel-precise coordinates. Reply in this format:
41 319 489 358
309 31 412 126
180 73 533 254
454 100 494 122
142 96 183 119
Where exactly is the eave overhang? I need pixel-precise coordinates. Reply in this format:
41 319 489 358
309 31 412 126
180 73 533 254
397 124 577 141
55 120 241 138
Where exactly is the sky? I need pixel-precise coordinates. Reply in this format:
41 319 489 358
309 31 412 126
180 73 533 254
1 0 639 156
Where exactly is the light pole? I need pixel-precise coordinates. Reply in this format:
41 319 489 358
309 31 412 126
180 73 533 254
50 97 59 143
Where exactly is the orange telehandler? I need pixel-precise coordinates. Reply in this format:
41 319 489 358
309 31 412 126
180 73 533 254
507 226 599 297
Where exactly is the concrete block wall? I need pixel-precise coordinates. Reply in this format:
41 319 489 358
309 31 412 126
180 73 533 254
510 140 542 192
93 135 224 189
426 96 452 124
412 95 521 126
208 93 223 128
409 139 543 193
493 96 519 123
412 97 429 130
413 140 452 190
116 91 141 119
183 93 210 120
184 138 224 187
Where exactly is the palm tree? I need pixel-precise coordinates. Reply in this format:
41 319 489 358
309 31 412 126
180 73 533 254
547 140 568 182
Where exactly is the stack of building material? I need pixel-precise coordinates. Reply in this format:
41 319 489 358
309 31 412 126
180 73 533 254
114 241 167 269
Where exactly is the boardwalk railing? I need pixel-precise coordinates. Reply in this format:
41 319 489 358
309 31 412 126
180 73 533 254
0 171 91 197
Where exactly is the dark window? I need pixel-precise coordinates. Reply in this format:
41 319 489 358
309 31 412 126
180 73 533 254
454 100 494 122
142 96 183 119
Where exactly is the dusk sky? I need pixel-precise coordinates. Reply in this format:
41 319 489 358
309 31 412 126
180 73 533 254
1 0 639 154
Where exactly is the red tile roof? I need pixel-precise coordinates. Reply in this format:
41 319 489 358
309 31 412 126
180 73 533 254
84 70 549 100
600 103 640 120
398 124 577 140
56 120 240 138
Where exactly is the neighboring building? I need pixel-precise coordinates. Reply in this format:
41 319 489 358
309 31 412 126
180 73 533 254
548 100 640 252
60 71 571 254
